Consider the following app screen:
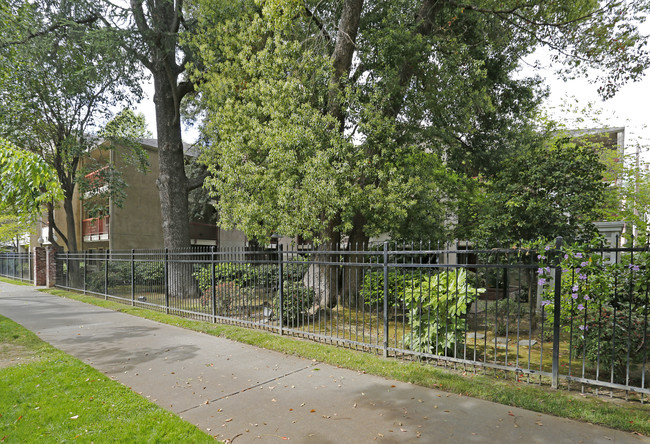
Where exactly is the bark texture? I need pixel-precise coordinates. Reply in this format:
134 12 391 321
130 0 197 297
305 0 364 313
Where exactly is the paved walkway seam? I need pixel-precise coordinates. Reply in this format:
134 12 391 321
177 363 315 414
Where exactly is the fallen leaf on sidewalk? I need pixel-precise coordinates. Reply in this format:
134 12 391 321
224 418 233 423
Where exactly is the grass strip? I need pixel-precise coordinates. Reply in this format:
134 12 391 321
0 314 215 443
32 286 650 436
0 277 32 286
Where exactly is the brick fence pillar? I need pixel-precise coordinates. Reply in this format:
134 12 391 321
45 247 57 288
33 247 47 285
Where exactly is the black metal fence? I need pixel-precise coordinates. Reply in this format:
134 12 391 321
54 241 649 401
0 251 33 283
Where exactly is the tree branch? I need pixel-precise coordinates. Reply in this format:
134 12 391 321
0 14 100 49
171 0 183 34
178 80 195 101
187 167 209 192
457 1 617 29
304 5 331 42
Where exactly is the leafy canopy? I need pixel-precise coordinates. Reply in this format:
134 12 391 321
191 0 648 244
0 137 63 218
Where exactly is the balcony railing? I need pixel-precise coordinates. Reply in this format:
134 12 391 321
83 166 110 198
84 165 109 183
82 216 109 241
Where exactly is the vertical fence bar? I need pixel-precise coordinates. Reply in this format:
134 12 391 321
164 248 169 314
211 246 216 322
552 236 563 389
278 244 284 335
131 249 135 306
83 250 87 294
103 250 109 299
383 241 389 358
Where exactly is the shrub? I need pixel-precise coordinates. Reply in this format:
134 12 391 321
87 261 164 292
274 281 315 327
403 269 484 355
571 305 649 381
199 281 240 315
192 258 308 293
360 269 413 309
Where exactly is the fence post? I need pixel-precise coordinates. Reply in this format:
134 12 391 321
104 250 108 300
131 249 135 306
66 253 70 289
383 241 389 358
83 250 87 294
278 244 284 335
552 236 563 389
164 248 169 314
211 246 216 322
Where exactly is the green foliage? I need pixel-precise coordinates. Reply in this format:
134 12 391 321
599 144 650 244
87 261 164 292
403 269 485 355
192 257 308 295
0 2 143 249
468 134 607 243
537 239 650 377
0 215 29 248
275 281 316 327
190 0 649 244
99 109 151 174
0 138 63 217
571 306 649 381
360 269 410 309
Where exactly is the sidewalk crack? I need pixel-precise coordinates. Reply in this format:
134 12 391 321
177 363 316 414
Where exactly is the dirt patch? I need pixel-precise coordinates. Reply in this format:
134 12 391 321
0 342 39 369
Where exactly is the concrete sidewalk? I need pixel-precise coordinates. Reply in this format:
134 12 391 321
0 281 646 443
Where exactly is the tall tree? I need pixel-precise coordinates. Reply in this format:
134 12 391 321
90 0 211 252
463 134 608 243
190 0 648 306
4 0 209 253
0 1 144 251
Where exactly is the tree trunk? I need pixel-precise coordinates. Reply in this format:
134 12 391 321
305 217 341 315
62 193 84 287
62 195 78 252
303 0 364 315
152 71 197 298
341 212 369 307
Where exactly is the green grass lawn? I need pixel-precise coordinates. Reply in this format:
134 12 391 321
0 314 216 443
